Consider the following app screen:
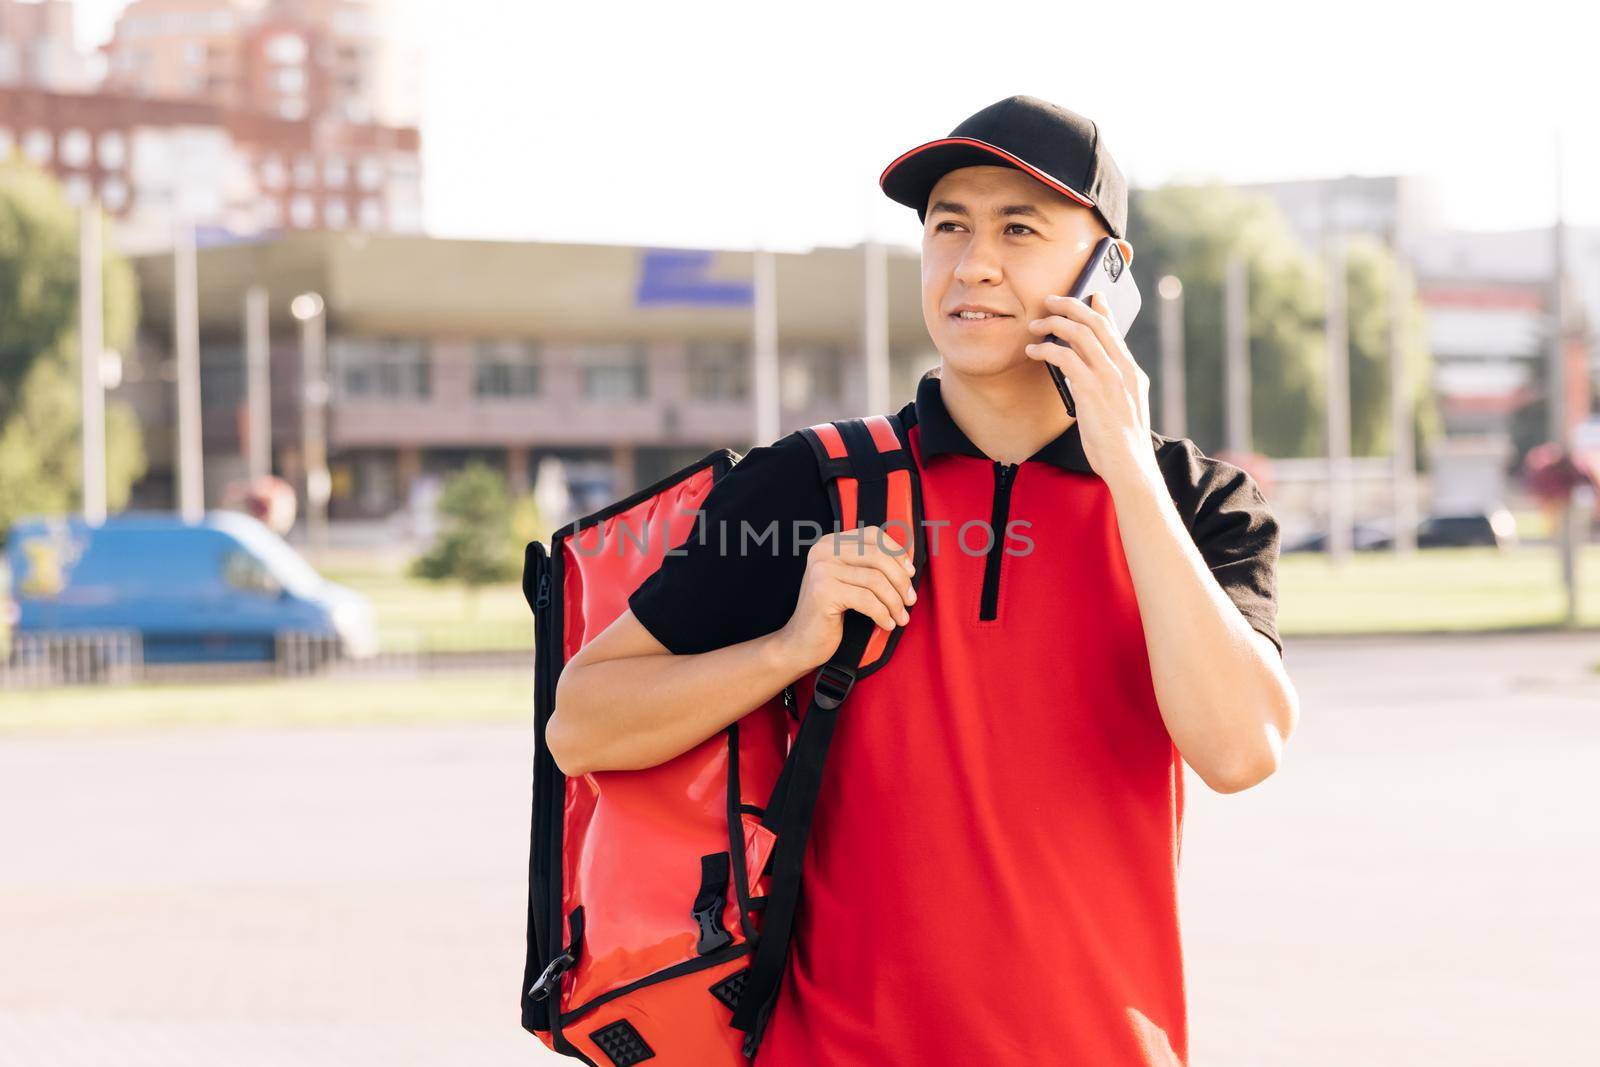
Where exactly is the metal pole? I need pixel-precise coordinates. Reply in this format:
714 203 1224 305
751 247 780 449
1157 275 1186 438
295 294 330 548
244 285 272 481
863 240 891 415
1389 237 1418 554
1548 132 1577 624
79 201 106 525
1223 254 1251 454
173 222 204 523
1325 232 1353 563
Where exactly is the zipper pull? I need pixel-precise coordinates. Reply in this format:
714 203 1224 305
534 571 551 610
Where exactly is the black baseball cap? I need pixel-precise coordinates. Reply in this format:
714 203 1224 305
878 95 1128 240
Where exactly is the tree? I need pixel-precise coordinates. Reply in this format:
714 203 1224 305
0 159 145 533
410 461 527 606
1342 233 1442 467
1124 182 1440 463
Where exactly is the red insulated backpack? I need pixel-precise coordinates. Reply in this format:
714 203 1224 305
519 413 927 1065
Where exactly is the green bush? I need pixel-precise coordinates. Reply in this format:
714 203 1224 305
409 461 528 595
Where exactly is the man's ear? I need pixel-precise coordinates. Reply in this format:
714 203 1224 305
1115 238 1134 269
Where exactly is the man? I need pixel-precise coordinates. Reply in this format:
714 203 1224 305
548 95 1299 1065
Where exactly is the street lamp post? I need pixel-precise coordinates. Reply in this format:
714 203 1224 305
79 201 106 526
292 292 330 549
1157 275 1186 438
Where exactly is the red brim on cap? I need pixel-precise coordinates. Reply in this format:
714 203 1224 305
878 136 1098 217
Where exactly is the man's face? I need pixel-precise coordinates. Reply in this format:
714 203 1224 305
920 164 1132 379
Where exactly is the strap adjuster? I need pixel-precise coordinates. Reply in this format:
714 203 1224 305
528 950 575 1002
812 663 856 710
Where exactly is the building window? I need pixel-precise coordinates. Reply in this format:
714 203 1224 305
324 157 347 187
357 157 383 190
97 130 126 169
267 33 307 64
332 337 431 401
101 177 129 212
260 153 285 189
293 155 316 187
358 198 383 229
687 340 749 401
62 175 91 206
200 344 245 409
59 129 91 168
781 342 844 408
579 343 648 402
474 340 542 399
323 199 348 228
22 129 52 164
290 195 315 228
275 66 306 93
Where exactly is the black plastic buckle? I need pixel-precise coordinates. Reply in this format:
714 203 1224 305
812 663 856 710
692 852 734 955
528 949 575 1002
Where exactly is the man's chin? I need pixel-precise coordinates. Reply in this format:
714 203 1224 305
935 340 1032 378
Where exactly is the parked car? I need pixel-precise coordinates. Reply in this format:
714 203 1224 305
1284 522 1392 553
4 511 377 664
1283 507 1519 554
1413 509 1519 549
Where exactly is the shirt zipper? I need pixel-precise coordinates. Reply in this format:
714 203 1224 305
979 461 1017 621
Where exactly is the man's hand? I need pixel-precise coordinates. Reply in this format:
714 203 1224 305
1023 290 1154 484
772 525 916 673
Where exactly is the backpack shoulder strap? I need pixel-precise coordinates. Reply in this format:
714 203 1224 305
729 413 924 1053
794 412 925 680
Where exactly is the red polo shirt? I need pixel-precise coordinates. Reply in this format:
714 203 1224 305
629 370 1282 1065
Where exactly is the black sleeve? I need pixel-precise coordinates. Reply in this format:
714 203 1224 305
627 430 833 655
1157 439 1284 657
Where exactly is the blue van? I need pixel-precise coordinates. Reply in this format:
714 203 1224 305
4 511 377 664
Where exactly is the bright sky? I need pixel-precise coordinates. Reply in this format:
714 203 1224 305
73 0 1600 253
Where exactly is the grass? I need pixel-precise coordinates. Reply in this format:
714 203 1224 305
1277 544 1600 635
325 542 1600 645
0 670 534 735
315 559 532 653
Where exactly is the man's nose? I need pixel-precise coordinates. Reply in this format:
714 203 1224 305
953 234 1003 286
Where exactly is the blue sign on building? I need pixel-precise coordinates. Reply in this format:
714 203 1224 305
634 249 754 307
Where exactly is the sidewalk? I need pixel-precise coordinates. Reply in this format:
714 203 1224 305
0 631 1595 1065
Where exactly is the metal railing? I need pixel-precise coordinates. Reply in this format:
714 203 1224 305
0 628 534 690
1 631 143 689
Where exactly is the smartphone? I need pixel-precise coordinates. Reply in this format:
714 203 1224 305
1044 236 1143 417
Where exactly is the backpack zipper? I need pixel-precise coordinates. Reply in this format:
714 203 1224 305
979 461 1016 621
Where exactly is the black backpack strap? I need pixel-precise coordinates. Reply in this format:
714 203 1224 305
729 414 924 1053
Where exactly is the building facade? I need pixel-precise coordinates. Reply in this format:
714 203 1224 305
100 0 420 127
0 0 421 249
0 0 94 92
126 233 937 532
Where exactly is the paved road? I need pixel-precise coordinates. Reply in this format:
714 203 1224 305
1 631 1596 1065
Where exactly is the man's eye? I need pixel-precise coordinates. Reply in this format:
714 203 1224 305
931 221 1033 235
